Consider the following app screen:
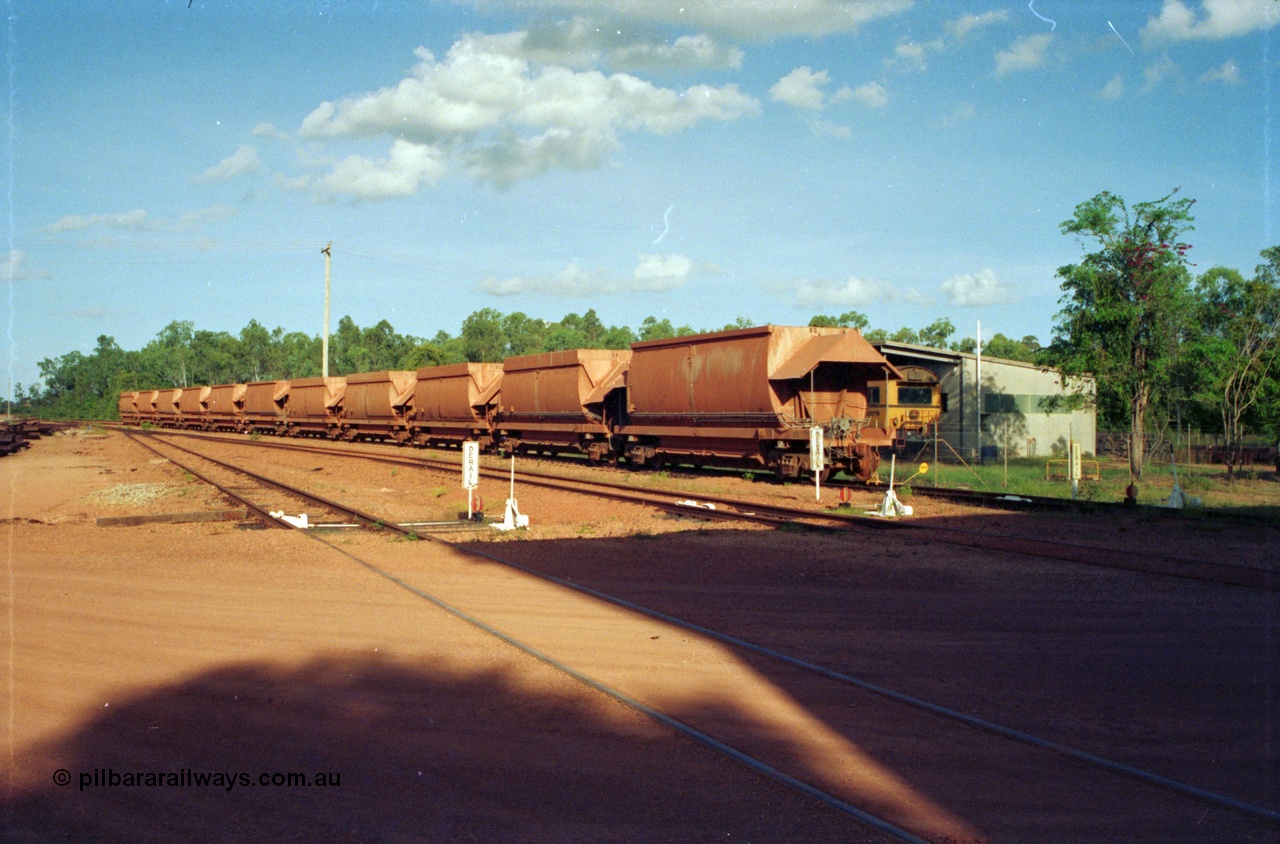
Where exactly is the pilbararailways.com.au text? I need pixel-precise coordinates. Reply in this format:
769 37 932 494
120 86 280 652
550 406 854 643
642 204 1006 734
55 768 341 792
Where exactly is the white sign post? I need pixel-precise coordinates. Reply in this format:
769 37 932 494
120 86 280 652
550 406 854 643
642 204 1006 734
1069 440 1082 500
809 426 824 501
462 440 480 518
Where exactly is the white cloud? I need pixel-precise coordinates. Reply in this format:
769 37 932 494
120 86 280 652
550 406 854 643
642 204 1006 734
849 81 888 109
935 102 976 128
810 120 852 139
196 145 261 182
995 33 1052 75
252 122 289 141
176 204 237 230
490 0 913 40
315 139 447 202
632 253 695 290
609 33 744 71
1201 60 1241 84
1141 0 1280 44
500 20 744 71
771 68 883 112
480 252 700 296
889 13 1005 74
891 41 929 71
945 10 1010 39
1 249 52 281
1100 75 1125 99
45 205 234 234
46 209 149 233
297 36 759 194
941 268 1016 307
792 275 893 309
770 67 831 110
1140 55 1180 93
465 127 617 189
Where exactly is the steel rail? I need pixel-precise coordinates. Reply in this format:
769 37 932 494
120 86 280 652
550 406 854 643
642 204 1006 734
312 536 933 844
119 430 289 529
123 430 402 535
125 429 1280 830
141 429 1278 590
124 431 930 842
442 537 1280 829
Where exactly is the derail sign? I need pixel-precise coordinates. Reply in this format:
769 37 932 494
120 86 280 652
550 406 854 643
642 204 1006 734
462 441 480 489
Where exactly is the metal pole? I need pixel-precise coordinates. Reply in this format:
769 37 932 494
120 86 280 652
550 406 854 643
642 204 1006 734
975 320 982 464
321 242 331 378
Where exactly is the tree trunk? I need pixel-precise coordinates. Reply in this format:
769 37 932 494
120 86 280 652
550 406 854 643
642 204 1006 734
1130 387 1147 480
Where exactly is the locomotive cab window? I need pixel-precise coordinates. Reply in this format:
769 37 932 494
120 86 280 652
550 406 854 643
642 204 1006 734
897 386 933 405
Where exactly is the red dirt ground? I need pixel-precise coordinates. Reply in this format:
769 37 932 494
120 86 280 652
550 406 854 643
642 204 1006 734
2 428 1277 843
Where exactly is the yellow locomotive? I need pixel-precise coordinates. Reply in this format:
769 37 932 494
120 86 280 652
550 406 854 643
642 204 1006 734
865 365 942 442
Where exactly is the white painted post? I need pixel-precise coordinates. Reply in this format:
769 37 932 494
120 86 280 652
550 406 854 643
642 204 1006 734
809 425 824 501
462 440 480 519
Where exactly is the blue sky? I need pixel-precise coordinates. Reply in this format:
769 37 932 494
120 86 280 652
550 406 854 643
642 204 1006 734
6 0 1278 393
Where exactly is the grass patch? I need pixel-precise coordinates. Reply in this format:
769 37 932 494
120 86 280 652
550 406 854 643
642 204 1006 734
922 455 1280 518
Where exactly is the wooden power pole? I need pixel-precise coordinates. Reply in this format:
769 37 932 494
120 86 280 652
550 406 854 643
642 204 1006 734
321 242 331 378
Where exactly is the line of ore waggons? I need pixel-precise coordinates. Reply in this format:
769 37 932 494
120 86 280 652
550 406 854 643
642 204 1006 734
118 324 941 483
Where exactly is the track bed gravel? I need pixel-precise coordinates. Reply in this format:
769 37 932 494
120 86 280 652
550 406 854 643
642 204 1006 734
2 429 1277 842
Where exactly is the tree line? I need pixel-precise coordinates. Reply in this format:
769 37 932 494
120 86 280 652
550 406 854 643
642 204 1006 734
14 189 1280 482
12 307 1034 422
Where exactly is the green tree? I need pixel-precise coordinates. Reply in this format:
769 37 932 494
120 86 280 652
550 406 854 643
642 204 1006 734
1044 189 1196 480
502 312 548 357
917 318 955 349
808 311 869 329
637 316 694 342
142 320 197 387
889 326 920 345
982 333 1037 362
460 308 507 362
1186 252 1280 474
236 320 282 382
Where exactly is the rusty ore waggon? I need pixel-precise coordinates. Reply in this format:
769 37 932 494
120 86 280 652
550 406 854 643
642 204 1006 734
617 325 898 481
412 362 503 450
118 325 903 481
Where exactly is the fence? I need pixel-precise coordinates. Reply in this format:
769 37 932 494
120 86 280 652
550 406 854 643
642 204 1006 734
1095 430 1278 467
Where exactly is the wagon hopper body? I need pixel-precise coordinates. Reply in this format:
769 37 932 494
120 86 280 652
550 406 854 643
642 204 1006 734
204 383 248 432
285 377 346 438
618 325 899 481
497 349 630 461
117 391 139 425
342 371 416 443
177 385 212 429
243 380 289 434
154 388 182 428
131 390 158 425
412 362 502 450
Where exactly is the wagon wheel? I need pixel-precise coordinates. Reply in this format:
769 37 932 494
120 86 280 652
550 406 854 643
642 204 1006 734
851 449 880 483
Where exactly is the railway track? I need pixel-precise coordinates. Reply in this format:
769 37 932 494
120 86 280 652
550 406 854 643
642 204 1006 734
136 428 1279 592
114 429 1280 841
